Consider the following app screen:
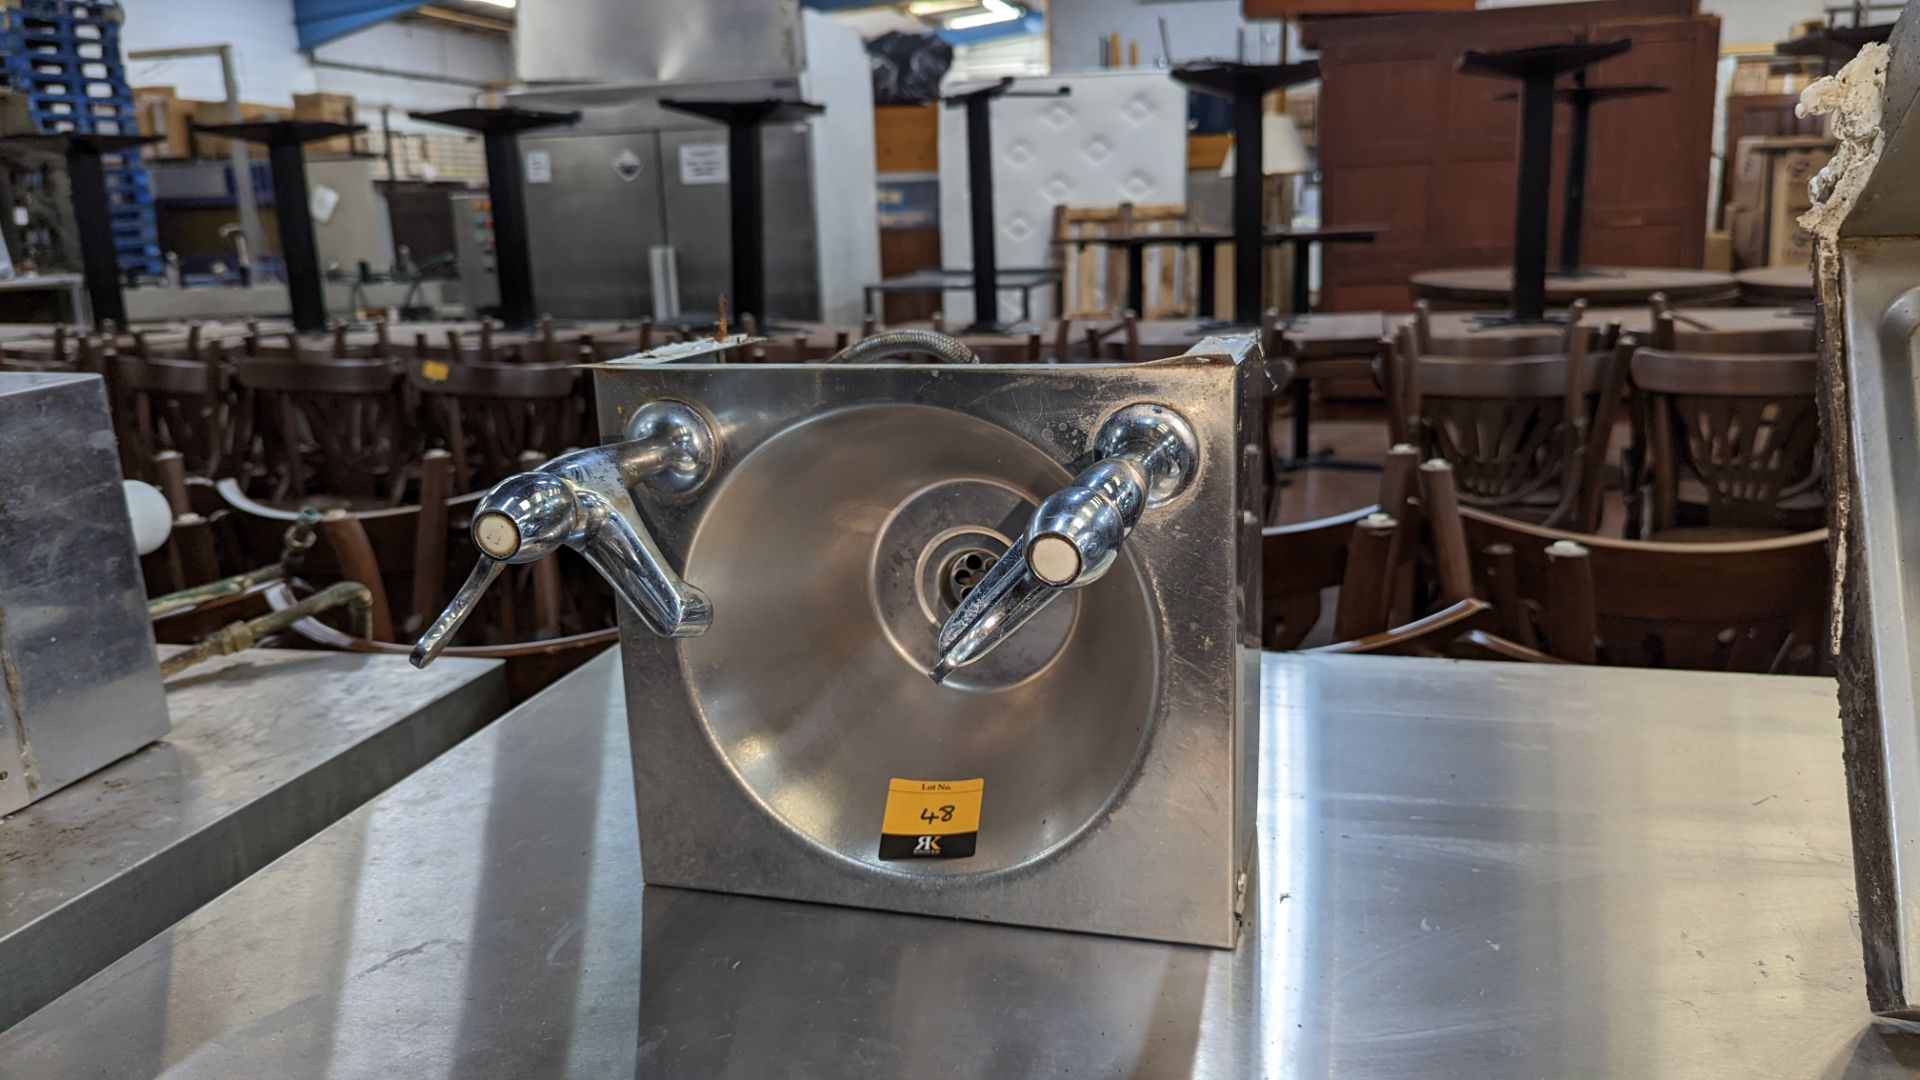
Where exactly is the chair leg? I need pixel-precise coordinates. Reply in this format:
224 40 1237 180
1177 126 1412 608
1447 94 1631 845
1419 460 1476 605
408 449 454 637
1481 542 1539 649
153 450 192 516
1543 539 1598 664
1333 512 1399 641
319 510 396 641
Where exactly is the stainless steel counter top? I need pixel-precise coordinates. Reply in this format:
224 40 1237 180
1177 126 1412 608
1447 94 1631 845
3 651 1907 1078
0 648 505 1030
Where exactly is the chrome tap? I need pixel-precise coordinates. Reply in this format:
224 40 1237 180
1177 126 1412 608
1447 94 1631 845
929 403 1199 684
218 222 252 286
410 401 717 668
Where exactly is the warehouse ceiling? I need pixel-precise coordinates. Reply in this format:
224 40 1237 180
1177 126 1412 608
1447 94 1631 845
298 0 1029 52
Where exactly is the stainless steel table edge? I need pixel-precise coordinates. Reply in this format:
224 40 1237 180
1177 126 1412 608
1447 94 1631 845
0 649 509 1030
3 652 1906 1079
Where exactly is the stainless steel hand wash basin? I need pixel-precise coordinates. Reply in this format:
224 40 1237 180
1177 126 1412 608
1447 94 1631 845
415 339 1264 946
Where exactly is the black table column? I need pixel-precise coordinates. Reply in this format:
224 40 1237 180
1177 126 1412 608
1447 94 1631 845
940 79 1069 334
1560 80 1667 274
197 120 366 335
1171 62 1320 325
1195 238 1218 317
410 107 580 331
1501 76 1668 275
0 133 164 329
659 99 824 327
1457 41 1628 324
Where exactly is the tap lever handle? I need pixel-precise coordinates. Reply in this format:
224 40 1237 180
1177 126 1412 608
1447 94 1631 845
409 401 718 670
410 556 504 668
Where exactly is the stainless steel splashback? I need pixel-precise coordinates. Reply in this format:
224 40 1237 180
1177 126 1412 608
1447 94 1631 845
515 0 804 88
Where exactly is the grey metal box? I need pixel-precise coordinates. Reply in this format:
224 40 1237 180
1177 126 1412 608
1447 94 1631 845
0 373 168 815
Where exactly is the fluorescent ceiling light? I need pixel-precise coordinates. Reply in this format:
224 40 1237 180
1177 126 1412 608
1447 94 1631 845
947 0 1019 30
469 0 516 7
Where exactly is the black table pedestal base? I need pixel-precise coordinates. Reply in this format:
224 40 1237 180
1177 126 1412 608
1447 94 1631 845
409 108 581 331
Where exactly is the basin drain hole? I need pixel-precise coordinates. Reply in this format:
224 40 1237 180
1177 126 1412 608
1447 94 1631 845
939 548 1001 612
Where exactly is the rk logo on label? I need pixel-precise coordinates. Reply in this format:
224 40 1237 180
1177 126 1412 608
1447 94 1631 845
878 777 983 860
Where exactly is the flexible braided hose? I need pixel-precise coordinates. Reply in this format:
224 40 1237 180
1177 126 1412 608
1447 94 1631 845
824 330 980 365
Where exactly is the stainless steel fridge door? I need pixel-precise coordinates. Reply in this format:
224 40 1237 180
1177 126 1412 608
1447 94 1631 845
659 124 821 322
524 132 664 319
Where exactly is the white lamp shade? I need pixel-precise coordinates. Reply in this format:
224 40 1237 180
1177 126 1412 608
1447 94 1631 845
122 480 172 556
1218 114 1311 178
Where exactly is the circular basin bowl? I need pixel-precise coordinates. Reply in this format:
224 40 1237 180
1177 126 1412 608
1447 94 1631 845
681 404 1159 877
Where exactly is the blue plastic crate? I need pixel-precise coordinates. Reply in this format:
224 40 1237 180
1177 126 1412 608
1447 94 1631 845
6 53 123 79
15 34 113 61
26 109 136 136
7 0 124 20
17 74 129 101
8 11 124 40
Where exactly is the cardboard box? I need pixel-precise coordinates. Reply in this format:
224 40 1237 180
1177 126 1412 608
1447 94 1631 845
188 99 286 159
1186 133 1231 171
293 92 361 156
133 86 192 159
873 104 936 175
1730 135 1832 268
1704 229 1732 273
1729 55 1823 97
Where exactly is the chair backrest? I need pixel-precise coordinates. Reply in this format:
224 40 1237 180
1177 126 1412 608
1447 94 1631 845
111 349 233 481
1259 446 1429 650
234 356 409 502
1411 353 1585 520
215 463 616 648
1459 507 1829 673
408 358 585 490
1629 348 1822 533
1050 202 1187 320
1260 506 1373 648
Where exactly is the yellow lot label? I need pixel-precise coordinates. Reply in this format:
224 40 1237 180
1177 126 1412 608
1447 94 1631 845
881 777 983 837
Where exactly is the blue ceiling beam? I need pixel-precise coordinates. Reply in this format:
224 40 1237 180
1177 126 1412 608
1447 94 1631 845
295 0 429 51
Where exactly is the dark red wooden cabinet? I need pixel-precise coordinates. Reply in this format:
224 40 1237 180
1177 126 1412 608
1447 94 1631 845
1308 0 1720 311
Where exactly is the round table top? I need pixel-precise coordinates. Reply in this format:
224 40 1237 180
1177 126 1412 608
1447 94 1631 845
1735 264 1815 301
1410 266 1740 307
1413 305 1813 347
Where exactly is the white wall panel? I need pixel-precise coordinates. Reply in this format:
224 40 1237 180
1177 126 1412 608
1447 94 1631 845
937 70 1187 324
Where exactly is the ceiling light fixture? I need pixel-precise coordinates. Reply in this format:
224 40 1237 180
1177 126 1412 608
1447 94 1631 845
947 0 1020 30
468 0 516 8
